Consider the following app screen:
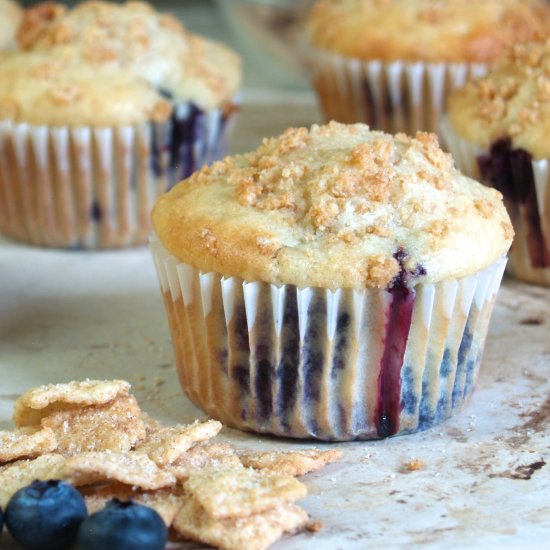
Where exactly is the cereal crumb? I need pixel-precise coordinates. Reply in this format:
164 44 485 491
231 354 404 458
306 519 323 533
407 459 425 471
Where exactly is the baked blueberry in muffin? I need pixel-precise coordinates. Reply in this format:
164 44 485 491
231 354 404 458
445 41 550 285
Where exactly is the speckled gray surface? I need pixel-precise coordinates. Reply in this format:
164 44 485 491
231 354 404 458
1 100 549 550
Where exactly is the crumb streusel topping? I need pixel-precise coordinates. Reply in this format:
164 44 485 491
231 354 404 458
0 1 240 126
153 122 513 289
449 40 550 159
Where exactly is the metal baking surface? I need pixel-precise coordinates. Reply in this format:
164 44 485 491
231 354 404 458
1 100 549 550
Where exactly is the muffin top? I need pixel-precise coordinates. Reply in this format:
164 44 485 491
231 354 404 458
306 0 550 63
153 122 513 290
0 1 240 126
0 0 21 49
448 41 550 159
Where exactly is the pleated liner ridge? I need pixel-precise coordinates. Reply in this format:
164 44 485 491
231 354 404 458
0 103 235 249
152 239 506 441
308 47 488 138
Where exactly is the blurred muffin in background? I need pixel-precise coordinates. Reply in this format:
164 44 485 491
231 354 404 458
443 41 550 286
305 0 550 136
0 1 241 249
0 0 21 49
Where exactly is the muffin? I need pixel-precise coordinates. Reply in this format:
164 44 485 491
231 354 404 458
444 41 550 286
305 0 550 136
0 0 21 49
0 1 240 249
151 122 512 441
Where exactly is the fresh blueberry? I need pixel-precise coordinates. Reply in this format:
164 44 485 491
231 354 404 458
77 499 167 550
5 480 87 550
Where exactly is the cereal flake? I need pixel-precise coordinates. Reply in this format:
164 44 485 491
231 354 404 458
0 454 66 508
64 451 175 490
185 466 307 520
172 499 308 550
164 443 242 482
136 419 222 465
239 449 343 477
40 395 146 456
0 427 58 463
13 379 131 427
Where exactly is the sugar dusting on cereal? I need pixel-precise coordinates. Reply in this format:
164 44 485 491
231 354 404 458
0 379 342 550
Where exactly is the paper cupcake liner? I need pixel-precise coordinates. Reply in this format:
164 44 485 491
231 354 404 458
151 239 506 441
307 48 488 139
0 102 237 249
443 121 550 286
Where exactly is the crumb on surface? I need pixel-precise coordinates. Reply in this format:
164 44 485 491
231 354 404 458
406 458 425 471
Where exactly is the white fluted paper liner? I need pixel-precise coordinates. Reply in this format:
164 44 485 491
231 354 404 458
307 47 488 138
443 120 550 286
0 103 236 249
151 238 506 441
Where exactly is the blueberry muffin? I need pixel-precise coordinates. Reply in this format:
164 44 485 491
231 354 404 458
444 41 550 286
0 1 240 248
305 0 550 136
151 122 512 440
0 0 21 49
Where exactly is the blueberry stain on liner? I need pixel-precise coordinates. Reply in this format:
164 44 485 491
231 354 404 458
151 239 507 441
0 100 236 249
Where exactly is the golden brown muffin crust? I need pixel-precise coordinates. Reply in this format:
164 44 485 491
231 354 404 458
153 122 513 290
448 40 550 159
307 0 550 62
